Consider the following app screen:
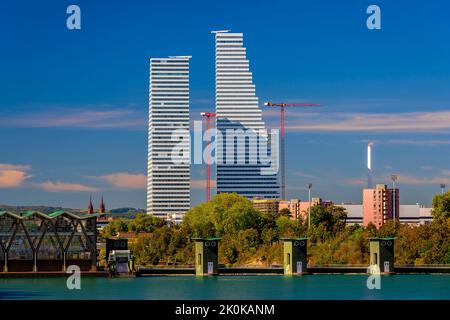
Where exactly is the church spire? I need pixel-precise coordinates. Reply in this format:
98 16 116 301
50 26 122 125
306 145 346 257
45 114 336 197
87 196 94 214
99 196 106 213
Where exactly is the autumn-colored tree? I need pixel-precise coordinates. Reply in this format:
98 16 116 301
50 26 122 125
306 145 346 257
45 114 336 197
113 193 450 267
432 191 450 220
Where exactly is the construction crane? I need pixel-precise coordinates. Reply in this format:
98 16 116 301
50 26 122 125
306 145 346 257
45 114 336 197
200 112 216 202
263 102 320 199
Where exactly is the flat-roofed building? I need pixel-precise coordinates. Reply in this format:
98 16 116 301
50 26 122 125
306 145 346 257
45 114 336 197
337 203 432 226
147 56 191 223
252 198 280 216
339 204 364 225
363 184 399 228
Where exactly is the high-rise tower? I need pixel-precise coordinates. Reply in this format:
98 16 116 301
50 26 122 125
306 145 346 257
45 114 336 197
212 30 279 199
147 56 191 223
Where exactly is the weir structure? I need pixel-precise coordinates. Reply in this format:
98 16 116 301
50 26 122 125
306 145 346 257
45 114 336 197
192 237 221 276
369 237 395 274
106 238 134 275
281 237 308 275
0 210 103 272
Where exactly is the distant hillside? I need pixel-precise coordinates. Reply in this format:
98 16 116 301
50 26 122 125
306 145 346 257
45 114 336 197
0 205 144 218
109 207 146 219
0 205 76 214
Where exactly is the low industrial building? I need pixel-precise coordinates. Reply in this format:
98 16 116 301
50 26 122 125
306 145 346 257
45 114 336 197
337 203 432 225
252 197 432 226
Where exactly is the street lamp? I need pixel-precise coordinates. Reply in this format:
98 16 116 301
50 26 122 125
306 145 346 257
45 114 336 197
440 183 446 195
391 175 398 226
308 183 312 229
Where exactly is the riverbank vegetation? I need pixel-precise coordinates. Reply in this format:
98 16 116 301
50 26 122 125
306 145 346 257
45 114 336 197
100 192 450 267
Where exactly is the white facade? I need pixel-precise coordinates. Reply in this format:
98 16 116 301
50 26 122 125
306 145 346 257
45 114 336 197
337 204 432 225
213 30 279 199
147 56 191 223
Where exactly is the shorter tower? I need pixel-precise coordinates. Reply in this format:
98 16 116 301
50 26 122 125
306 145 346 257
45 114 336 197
147 56 191 223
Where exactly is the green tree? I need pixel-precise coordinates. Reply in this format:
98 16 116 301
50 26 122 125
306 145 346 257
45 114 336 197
279 208 291 218
309 205 347 234
128 214 166 233
182 193 266 237
431 191 450 220
101 219 128 238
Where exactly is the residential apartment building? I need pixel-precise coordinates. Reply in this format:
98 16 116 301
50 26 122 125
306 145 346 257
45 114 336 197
362 184 399 228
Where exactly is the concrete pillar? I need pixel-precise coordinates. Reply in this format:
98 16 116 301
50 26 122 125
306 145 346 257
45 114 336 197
369 237 395 274
282 237 308 275
62 251 67 272
33 251 38 272
4 252 8 272
192 238 220 276
91 248 97 271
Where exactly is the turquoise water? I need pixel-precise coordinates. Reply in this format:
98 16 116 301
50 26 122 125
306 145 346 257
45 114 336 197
1 275 450 300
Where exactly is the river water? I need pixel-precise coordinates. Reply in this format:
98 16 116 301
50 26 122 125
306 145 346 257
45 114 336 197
1 275 450 300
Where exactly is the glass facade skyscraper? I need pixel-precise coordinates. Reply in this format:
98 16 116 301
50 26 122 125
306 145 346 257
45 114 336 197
213 31 280 199
147 56 191 223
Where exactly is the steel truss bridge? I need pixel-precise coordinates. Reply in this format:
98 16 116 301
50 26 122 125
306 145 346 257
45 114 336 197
0 210 104 272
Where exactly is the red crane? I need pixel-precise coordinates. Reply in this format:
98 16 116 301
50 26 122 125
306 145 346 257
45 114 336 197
263 102 320 199
200 112 216 201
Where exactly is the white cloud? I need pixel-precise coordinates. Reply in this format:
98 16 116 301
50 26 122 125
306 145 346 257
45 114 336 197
92 172 147 189
0 164 32 188
286 111 450 132
344 170 450 187
0 107 145 130
36 181 100 192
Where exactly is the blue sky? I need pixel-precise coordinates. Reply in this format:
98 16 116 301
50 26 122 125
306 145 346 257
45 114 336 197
1 0 449 209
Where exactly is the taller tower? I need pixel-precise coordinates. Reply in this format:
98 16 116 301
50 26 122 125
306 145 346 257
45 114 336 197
212 30 279 199
147 56 191 223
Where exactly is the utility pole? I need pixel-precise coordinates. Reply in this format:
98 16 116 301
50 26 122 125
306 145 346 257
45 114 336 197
308 183 312 229
263 102 320 199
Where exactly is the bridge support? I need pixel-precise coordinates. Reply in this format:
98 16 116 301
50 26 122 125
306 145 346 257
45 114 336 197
3 252 8 272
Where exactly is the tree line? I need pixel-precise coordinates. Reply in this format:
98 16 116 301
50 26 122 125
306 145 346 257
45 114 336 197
100 192 450 267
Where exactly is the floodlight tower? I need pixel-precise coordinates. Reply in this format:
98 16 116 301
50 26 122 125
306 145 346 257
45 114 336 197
391 174 398 226
308 183 312 229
